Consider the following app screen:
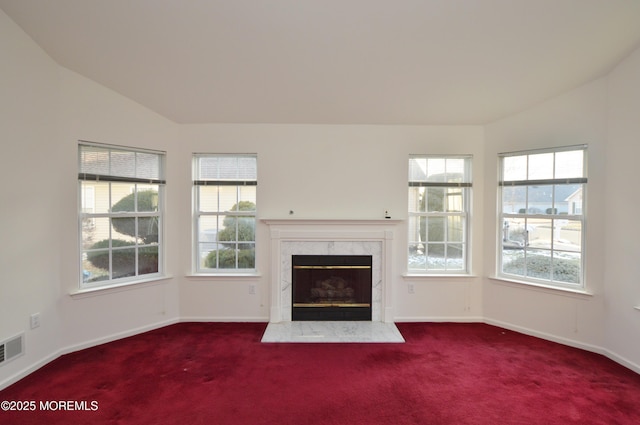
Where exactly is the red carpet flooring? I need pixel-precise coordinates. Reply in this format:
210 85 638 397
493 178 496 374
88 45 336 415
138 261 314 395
2 322 640 425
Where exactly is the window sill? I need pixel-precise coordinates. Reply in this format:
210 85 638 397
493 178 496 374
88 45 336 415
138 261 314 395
70 275 173 299
489 276 593 298
402 273 477 280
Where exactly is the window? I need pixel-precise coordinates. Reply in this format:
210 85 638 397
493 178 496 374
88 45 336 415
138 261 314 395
193 154 257 273
499 145 586 288
78 142 165 287
408 155 472 273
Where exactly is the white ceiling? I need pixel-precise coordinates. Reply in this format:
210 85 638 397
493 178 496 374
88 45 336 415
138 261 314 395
2 0 640 125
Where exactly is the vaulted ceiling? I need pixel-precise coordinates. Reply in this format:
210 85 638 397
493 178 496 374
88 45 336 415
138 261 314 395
2 0 640 125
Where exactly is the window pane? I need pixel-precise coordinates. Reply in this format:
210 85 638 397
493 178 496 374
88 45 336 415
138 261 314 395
447 216 464 242
219 186 238 212
552 251 580 284
199 216 220 247
408 216 421 242
136 187 159 212
502 217 527 249
446 244 464 270
559 184 583 215
111 217 137 242
426 158 446 182
139 246 159 275
238 186 257 208
502 186 526 214
527 218 552 249
528 153 554 180
427 217 445 242
503 155 527 181
82 250 109 283
237 217 256 243
112 247 136 279
111 183 135 212
409 158 426 181
241 245 256 269
445 158 465 182
200 215 223 270
82 217 109 250
426 188 446 212
217 214 237 247
527 185 553 214
445 188 464 212
427 244 445 269
555 150 584 179
408 187 426 212
137 216 159 243
526 249 551 281
408 243 426 270
554 219 581 252
502 249 525 277
219 247 238 269
198 186 219 212
202 247 218 269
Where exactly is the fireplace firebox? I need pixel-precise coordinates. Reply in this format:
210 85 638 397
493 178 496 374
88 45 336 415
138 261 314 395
292 255 372 321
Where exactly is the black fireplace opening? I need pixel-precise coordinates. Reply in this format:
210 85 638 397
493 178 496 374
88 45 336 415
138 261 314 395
292 255 372 321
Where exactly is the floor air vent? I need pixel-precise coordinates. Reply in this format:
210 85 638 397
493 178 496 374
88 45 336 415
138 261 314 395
0 334 24 366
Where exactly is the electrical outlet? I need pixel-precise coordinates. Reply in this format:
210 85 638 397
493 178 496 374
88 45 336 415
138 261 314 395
249 284 256 295
30 313 41 329
408 283 415 294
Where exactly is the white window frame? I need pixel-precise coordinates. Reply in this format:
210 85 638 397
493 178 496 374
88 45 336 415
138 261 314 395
408 155 472 274
78 142 165 288
193 154 257 274
498 145 587 289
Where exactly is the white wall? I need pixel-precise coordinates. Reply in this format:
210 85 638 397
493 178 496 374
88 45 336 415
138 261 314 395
176 124 485 322
0 8 63 387
483 78 609 352
604 46 640 367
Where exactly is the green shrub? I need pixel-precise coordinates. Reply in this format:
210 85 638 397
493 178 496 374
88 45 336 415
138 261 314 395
204 248 255 269
217 201 256 250
86 239 158 276
503 254 580 284
111 190 159 243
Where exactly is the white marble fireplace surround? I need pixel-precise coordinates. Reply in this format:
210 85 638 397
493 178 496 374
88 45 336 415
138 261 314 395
262 219 400 324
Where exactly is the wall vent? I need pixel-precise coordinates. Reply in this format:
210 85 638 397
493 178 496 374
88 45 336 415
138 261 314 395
0 334 24 366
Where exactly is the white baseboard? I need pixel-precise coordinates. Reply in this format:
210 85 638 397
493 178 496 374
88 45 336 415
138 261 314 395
483 317 605 354
602 348 640 375
394 316 484 323
0 351 61 391
179 316 269 323
60 318 180 355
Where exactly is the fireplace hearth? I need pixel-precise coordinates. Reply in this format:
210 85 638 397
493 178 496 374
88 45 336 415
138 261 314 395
292 255 372 321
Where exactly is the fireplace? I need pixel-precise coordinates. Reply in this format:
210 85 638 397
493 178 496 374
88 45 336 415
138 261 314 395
292 255 373 321
262 218 399 323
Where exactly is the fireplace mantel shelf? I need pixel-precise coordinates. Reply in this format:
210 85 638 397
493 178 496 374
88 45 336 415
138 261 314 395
261 218 403 225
